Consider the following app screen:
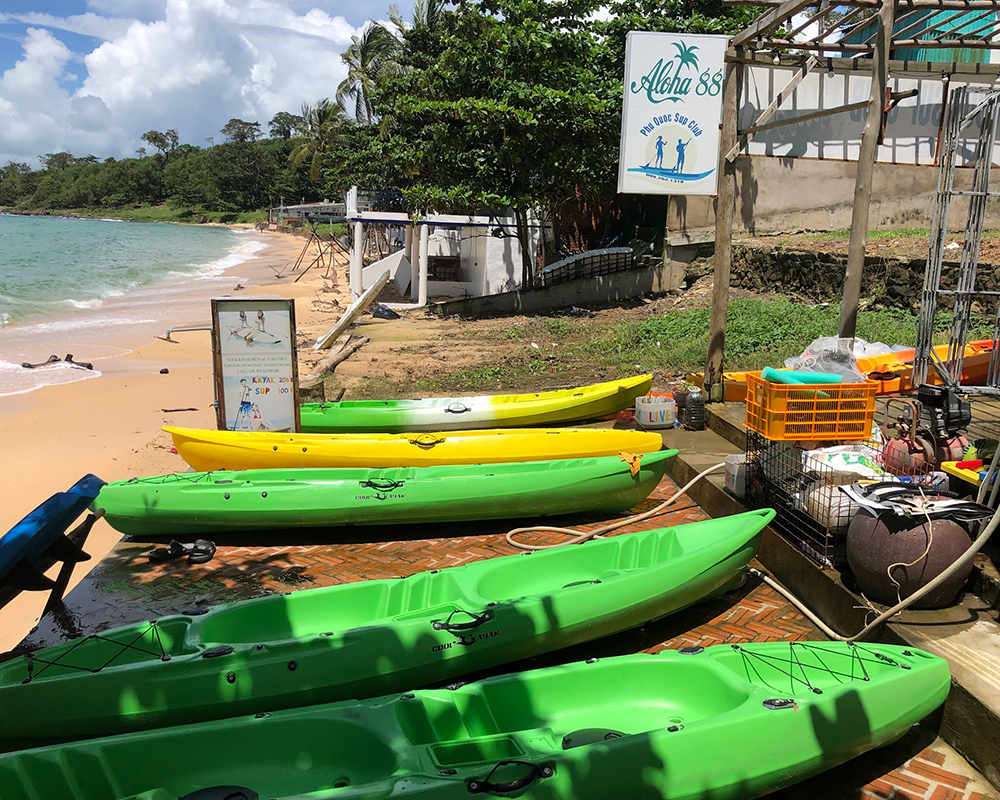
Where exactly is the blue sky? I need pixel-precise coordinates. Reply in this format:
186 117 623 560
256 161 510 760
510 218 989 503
0 0 392 165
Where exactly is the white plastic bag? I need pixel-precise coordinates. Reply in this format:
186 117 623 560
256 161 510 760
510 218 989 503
784 336 865 382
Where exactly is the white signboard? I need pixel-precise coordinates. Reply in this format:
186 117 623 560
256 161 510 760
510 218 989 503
212 298 300 432
618 31 729 196
741 66 998 166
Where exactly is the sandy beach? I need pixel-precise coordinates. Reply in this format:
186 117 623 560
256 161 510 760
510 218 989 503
0 228 351 651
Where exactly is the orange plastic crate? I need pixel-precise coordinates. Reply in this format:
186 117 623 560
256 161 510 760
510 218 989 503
744 372 878 441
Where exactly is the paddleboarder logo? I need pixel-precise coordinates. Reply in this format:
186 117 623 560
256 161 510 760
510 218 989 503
630 119 714 185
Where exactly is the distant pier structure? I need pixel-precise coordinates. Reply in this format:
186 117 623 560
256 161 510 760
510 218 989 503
268 201 347 226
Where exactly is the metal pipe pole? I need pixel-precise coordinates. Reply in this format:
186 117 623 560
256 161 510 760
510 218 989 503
839 0 896 338
350 220 364 299
418 223 430 307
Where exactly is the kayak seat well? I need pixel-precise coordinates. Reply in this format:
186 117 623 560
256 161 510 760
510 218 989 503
472 534 683 601
10 718 399 799
196 573 473 644
396 660 751 755
196 582 392 644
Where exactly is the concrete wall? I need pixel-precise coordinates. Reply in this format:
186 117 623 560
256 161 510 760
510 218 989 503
431 257 685 318
666 156 1000 239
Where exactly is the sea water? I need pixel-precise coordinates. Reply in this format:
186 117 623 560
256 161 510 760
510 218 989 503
0 214 269 397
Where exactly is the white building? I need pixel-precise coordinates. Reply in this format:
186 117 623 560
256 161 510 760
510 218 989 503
346 187 547 308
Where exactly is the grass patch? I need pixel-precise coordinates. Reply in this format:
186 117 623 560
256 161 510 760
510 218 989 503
798 228 1000 242
585 298 965 373
544 317 577 337
414 358 554 392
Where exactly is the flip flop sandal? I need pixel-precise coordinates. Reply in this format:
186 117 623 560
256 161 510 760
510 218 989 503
149 539 217 565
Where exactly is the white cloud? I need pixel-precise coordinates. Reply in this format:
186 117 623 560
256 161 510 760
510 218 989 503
0 0 362 165
0 12 133 41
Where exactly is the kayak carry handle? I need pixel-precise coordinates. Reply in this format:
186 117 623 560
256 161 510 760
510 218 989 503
467 761 553 795
409 434 446 447
359 479 404 492
432 608 493 633
445 402 471 414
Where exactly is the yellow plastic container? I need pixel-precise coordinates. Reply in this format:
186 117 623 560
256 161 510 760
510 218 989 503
744 372 878 442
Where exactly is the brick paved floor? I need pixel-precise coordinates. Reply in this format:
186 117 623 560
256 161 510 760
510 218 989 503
14 475 999 799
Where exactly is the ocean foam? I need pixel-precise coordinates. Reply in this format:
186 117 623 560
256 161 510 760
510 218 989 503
15 315 157 334
197 237 268 279
0 358 102 398
62 298 105 310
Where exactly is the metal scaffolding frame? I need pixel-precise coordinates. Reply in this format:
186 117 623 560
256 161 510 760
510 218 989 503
914 85 1000 391
704 0 1000 400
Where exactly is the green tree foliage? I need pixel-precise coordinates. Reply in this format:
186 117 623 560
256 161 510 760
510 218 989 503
140 129 180 160
375 0 620 286
38 152 78 170
220 118 262 144
269 111 305 140
288 99 349 182
363 0 758 283
337 24 403 124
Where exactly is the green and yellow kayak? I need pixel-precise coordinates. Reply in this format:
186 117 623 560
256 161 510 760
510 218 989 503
0 509 771 749
300 375 653 432
97 451 677 536
0 641 948 799
165 425 664 472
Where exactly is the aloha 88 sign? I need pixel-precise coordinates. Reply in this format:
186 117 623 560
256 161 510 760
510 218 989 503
618 31 728 196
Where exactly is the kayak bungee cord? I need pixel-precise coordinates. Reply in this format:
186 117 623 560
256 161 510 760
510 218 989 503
505 461 727 551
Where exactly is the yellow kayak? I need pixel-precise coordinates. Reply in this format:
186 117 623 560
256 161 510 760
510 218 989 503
300 375 653 432
166 426 665 471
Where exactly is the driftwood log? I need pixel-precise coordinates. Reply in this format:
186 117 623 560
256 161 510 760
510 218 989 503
21 354 94 370
299 336 369 390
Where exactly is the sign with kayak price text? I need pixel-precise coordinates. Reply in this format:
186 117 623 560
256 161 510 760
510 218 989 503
618 31 728 196
211 297 300 432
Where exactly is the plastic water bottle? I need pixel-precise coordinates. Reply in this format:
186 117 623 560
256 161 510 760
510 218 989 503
685 387 705 431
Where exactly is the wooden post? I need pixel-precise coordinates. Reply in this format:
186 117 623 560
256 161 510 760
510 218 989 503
703 54 741 402
662 196 671 274
840 0 895 338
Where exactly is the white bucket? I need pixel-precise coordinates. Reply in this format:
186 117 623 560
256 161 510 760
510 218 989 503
725 454 747 498
635 394 676 429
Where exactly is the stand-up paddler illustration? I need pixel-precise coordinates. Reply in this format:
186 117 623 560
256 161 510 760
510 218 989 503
227 308 283 346
674 138 691 173
243 309 283 345
231 379 254 430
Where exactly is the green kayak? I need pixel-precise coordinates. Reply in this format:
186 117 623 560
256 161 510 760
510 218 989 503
0 642 949 799
97 450 678 536
298 375 652 433
0 509 772 750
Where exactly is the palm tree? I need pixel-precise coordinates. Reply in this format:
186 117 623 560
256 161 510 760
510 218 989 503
336 24 402 125
288 98 348 182
389 0 443 34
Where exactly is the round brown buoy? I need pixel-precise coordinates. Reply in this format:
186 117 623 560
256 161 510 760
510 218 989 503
846 508 973 609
